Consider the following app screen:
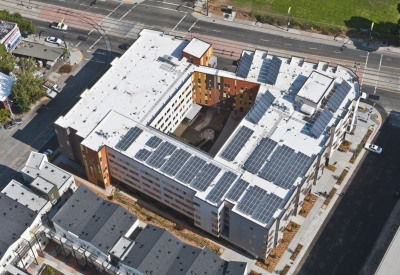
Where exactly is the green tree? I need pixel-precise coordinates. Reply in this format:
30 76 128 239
12 58 45 112
0 10 36 34
0 50 16 75
0 108 10 122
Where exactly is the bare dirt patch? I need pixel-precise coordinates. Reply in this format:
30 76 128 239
299 193 318 218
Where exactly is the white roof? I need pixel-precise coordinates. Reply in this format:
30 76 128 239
55 29 192 138
0 72 15 101
2 180 49 212
183 38 211 58
297 71 333 103
185 104 202 120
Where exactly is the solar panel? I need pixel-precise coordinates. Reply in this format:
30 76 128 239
190 164 221 191
161 149 191 177
243 137 278 174
252 193 283 224
265 56 282 85
310 107 333 138
146 136 163 149
135 149 152 162
237 52 253 78
247 91 276 124
226 178 250 202
175 156 207 184
327 81 351 112
275 152 311 189
207 172 238 204
115 127 143 151
146 142 177 169
260 145 295 182
236 186 267 215
220 126 254 161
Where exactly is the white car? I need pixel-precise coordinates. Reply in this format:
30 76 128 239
45 37 62 45
364 143 382 154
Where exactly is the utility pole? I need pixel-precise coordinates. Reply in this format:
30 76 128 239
206 0 208 16
287 7 291 31
61 30 70 62
368 22 374 45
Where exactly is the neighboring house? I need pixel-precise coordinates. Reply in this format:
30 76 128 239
12 42 64 66
49 185 247 275
0 72 15 110
0 180 52 273
21 152 77 204
53 29 361 260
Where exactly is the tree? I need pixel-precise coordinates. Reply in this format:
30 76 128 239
0 49 16 75
11 58 45 112
0 108 10 122
0 10 36 34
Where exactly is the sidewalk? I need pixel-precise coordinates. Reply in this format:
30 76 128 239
272 104 382 275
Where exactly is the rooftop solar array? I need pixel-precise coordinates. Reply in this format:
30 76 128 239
275 152 311 189
175 156 206 184
237 52 253 78
220 126 254 161
226 178 250 202
146 136 163 149
190 164 221 191
115 127 143 151
236 186 268 215
252 193 283 224
247 91 276 124
327 81 351 112
310 107 333 138
146 142 177 169
161 149 191 177
243 137 278 174
134 149 153 162
260 145 295 182
207 172 238 204
266 56 282 85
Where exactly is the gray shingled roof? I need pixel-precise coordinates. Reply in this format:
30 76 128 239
13 42 64 62
0 194 37 257
52 185 137 254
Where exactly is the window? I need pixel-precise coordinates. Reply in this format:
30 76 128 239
194 202 200 207
211 211 218 217
224 84 230 88
250 227 253 231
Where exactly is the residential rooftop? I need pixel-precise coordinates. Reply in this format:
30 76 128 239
1 180 49 212
13 42 64 62
0 20 16 42
58 30 359 229
52 185 137 254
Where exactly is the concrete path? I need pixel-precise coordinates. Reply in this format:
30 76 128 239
195 107 217 131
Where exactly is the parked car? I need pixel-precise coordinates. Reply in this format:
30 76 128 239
45 36 62 45
52 84 62 93
49 22 68 31
364 143 382 154
394 184 400 198
4 118 23 129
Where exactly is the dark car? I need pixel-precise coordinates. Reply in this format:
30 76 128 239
118 43 131 50
394 184 400 198
4 118 23 129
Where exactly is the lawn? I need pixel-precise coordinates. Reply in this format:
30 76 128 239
224 0 399 36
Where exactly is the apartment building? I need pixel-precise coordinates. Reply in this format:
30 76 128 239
54 29 360 259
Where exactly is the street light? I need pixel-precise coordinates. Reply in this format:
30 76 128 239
368 22 374 46
6 98 15 120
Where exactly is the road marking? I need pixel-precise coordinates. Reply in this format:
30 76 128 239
38 26 45 29
139 3 187 13
284 44 292 46
309 48 317 50
376 87 400 94
360 55 368 57
380 65 400 71
374 55 383 94
333 51 341 53
76 41 81 47
171 14 187 32
212 30 221 32
360 52 369 92
84 58 106 63
188 20 198 31
261 39 269 41
237 35 245 37
89 3 124 36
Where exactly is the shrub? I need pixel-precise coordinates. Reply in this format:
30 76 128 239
0 108 10 122
276 19 285 26
300 23 308 30
146 216 153 221
59 64 72 74
175 224 185 231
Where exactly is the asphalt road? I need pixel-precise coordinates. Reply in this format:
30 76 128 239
297 113 400 275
